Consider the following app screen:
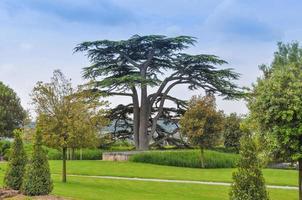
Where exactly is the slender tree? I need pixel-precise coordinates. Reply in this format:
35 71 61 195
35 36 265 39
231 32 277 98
32 70 108 182
22 128 53 195
4 129 27 190
179 95 224 168
248 42 302 200
0 82 27 138
230 135 269 200
75 35 242 150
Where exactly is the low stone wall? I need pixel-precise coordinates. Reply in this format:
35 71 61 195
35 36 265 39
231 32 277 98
102 151 142 161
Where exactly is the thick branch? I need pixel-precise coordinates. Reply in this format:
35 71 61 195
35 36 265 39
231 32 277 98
118 51 139 68
105 91 133 97
150 80 189 135
148 72 179 104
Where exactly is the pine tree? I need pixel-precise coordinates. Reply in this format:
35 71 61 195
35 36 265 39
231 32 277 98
4 129 27 190
22 128 53 195
229 135 269 200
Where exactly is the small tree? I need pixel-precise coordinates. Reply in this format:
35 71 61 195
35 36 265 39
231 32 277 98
230 135 269 200
179 95 224 168
4 129 27 190
22 128 53 196
32 70 108 182
223 113 244 152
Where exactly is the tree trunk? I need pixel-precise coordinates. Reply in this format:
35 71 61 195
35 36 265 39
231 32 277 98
132 88 140 149
138 83 149 150
80 148 83 160
199 145 205 168
133 108 140 149
62 147 67 183
72 148 75 160
299 159 302 200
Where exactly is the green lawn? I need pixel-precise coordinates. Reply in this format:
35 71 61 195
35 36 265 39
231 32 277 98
52 175 297 200
47 160 298 186
0 161 298 200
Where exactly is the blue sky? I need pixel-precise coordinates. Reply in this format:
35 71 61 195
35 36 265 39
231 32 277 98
0 0 301 115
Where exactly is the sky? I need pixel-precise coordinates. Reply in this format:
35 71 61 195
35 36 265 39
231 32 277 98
0 0 301 116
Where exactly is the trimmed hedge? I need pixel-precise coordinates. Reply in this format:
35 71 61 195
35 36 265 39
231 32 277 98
130 150 239 168
4 130 27 190
22 130 53 195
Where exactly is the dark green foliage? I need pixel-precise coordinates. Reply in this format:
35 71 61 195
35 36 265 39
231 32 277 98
22 129 53 196
75 35 243 150
4 129 27 190
0 82 27 137
0 140 11 160
230 135 269 200
75 35 241 98
130 150 238 168
223 113 244 152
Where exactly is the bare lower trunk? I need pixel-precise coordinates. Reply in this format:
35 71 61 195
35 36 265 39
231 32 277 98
62 147 67 183
299 159 302 200
132 90 140 149
199 146 205 168
138 106 149 150
72 148 75 160
138 83 149 150
133 111 140 149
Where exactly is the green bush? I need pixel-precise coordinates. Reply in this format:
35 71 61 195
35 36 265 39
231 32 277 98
4 130 27 190
130 150 238 168
0 140 11 160
229 135 269 200
22 129 53 196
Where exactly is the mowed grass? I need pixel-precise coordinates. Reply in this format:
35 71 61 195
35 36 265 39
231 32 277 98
130 150 238 168
0 172 297 200
0 161 298 200
52 175 298 200
41 160 297 186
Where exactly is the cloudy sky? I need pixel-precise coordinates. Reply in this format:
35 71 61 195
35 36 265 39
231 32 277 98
0 0 301 115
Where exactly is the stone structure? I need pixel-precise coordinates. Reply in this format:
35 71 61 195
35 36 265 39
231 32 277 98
102 151 142 161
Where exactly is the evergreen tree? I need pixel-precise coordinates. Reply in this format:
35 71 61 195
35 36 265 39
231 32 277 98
229 135 269 200
4 129 27 190
22 128 53 195
75 35 243 150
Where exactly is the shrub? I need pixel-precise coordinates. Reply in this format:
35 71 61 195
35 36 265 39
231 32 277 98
223 113 243 152
22 129 53 196
0 140 11 160
229 135 269 200
4 130 27 190
130 150 238 168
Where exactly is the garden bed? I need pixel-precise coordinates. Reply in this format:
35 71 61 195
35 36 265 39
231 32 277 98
0 189 66 200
